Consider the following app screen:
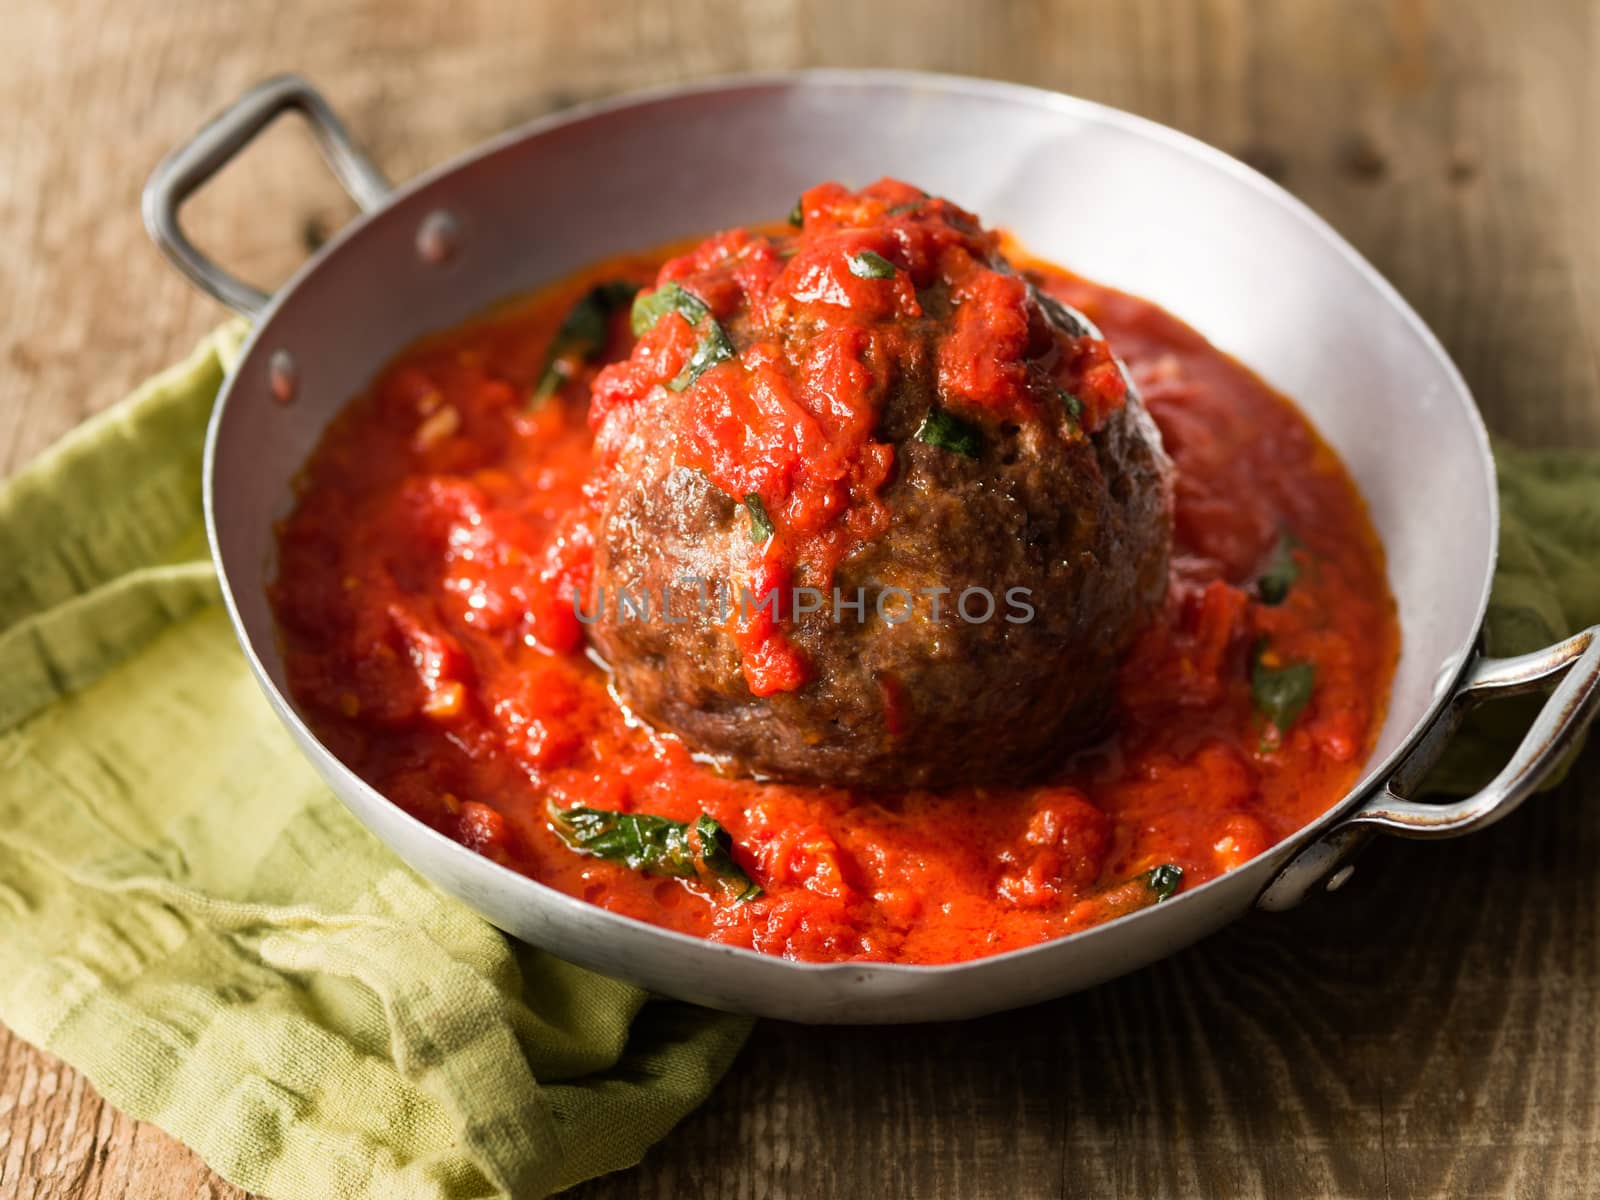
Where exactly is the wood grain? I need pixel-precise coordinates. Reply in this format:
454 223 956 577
2 1 1598 1196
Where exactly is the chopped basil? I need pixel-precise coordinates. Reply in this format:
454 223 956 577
692 815 763 902
1146 864 1183 901
788 199 804 227
668 322 736 392
916 407 984 457
549 803 761 902
630 281 711 337
847 250 898 280
630 281 735 392
1059 389 1084 422
744 493 775 543
531 369 567 405
887 202 921 216
1251 643 1316 733
1257 532 1302 606
531 279 639 404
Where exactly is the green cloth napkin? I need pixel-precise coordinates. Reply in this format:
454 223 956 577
1426 440 1600 791
0 325 752 1200
0 328 1595 1200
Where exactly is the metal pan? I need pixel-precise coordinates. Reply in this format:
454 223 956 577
144 72 1600 1023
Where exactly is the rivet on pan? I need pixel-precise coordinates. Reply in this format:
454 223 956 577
1325 865 1355 892
417 209 462 265
268 349 299 405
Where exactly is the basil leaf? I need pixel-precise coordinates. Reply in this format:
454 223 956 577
550 805 696 878
531 367 568 405
744 493 775 543
1058 389 1083 422
916 407 984 457
630 281 711 337
549 804 761 901
1257 532 1302 606
629 281 735 391
788 199 804 227
1251 644 1316 732
1146 864 1183 901
847 250 897 280
693 814 764 902
531 279 639 405
668 322 735 392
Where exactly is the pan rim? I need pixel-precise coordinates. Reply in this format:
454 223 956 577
202 67 1498 987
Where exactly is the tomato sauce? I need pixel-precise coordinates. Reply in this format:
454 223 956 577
272 195 1399 965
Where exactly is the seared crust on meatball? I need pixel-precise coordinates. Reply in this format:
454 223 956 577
592 362 1169 788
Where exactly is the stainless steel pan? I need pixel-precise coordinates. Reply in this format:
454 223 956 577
144 72 1600 1023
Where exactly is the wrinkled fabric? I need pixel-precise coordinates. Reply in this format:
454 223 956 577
1426 441 1600 791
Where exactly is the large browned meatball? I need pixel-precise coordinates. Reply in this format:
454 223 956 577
581 180 1171 789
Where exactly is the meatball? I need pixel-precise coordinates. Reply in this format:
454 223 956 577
581 179 1171 789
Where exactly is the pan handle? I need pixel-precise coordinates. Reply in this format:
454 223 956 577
1258 625 1600 910
142 74 390 319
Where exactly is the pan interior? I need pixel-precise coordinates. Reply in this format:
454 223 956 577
210 72 1494 881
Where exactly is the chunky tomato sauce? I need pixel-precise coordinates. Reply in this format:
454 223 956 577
273 193 1398 965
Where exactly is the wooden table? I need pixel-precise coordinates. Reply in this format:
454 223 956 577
4 1 1598 1195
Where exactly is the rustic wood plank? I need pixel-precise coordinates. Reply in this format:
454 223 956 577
2 1 1597 1197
